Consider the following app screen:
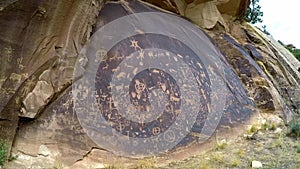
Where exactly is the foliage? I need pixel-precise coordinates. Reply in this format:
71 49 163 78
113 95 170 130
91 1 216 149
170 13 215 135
262 25 270 35
0 140 8 166
277 40 285 46
245 0 263 24
134 158 156 169
286 47 300 61
103 166 118 169
216 139 228 150
277 40 300 62
288 122 300 137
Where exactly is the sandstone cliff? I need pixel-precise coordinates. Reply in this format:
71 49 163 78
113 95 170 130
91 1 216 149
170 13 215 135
0 0 299 168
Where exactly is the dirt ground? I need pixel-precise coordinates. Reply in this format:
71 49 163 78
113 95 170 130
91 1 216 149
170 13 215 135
106 113 300 169
157 114 300 169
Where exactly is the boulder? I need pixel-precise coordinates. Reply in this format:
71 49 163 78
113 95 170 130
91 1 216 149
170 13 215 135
252 160 263 168
0 0 299 168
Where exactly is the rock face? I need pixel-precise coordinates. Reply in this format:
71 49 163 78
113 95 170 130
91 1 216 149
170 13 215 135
73 0 256 158
142 0 249 29
0 0 299 168
0 0 103 167
143 0 249 18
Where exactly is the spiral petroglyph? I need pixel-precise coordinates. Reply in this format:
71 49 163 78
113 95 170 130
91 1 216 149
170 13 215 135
72 9 254 157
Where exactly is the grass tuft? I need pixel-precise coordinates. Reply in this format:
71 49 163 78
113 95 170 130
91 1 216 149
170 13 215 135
297 145 300 154
133 158 156 169
288 122 300 137
0 140 8 166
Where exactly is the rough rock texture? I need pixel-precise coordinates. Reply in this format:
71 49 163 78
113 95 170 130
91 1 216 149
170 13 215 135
142 0 249 29
207 21 299 120
143 0 249 18
185 0 228 29
0 0 299 168
0 0 104 166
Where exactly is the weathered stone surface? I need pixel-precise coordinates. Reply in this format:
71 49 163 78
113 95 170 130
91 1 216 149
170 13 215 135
3 0 257 167
217 0 249 17
142 0 179 13
143 0 249 18
281 88 300 114
0 0 104 166
253 86 275 110
0 0 103 113
83 0 256 158
21 80 54 118
9 88 97 167
0 0 299 168
185 1 227 29
210 22 299 125
246 26 300 121
245 43 264 61
143 0 249 29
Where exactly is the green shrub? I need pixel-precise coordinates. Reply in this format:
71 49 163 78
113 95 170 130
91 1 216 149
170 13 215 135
244 0 263 24
286 47 300 61
288 122 300 137
0 140 8 166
